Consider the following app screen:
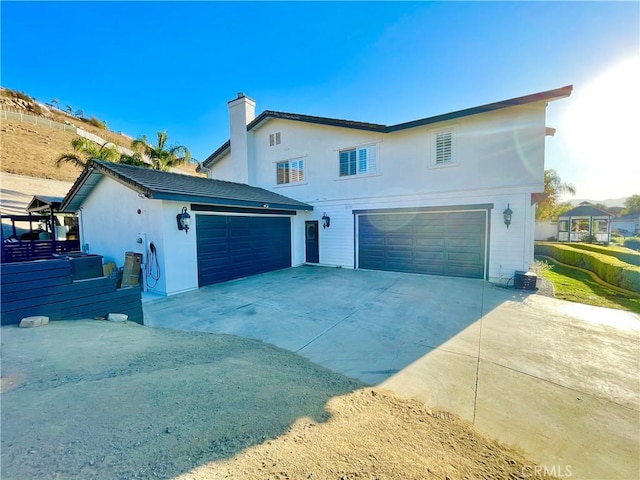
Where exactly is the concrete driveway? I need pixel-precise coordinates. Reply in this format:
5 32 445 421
143 266 640 480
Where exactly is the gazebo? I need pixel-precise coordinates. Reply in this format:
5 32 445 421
557 203 612 243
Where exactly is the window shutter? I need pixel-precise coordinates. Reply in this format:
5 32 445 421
358 148 367 173
436 131 452 164
276 161 289 184
291 159 304 183
339 151 350 176
275 132 281 145
269 134 275 146
365 145 376 173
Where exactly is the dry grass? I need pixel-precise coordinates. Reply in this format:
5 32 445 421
1 107 198 181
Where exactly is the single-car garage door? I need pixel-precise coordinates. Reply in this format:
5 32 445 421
358 210 487 279
196 215 291 286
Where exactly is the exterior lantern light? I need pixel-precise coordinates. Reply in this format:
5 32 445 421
176 206 191 234
503 204 513 229
322 212 331 229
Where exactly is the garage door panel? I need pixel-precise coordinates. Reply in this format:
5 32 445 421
415 238 446 249
415 262 446 275
358 210 486 279
415 250 446 262
197 215 291 286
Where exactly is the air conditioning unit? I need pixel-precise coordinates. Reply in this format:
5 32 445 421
514 271 537 291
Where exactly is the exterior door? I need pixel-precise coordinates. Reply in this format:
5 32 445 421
305 221 319 263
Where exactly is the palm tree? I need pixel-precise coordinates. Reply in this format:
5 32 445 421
131 131 191 171
55 137 121 169
75 109 84 118
65 105 73 115
119 151 149 168
51 98 60 110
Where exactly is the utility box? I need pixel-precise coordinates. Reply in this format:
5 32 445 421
514 270 537 290
122 252 143 287
54 252 103 281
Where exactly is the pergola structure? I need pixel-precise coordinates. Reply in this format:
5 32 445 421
557 203 612 243
1 195 79 263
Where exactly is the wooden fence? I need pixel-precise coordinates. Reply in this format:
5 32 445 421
1 258 143 325
1 239 81 263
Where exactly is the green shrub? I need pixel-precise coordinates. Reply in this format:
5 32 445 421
535 242 640 293
565 243 640 267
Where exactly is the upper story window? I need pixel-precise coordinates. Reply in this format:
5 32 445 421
339 144 377 177
269 132 281 146
435 130 453 164
277 158 304 184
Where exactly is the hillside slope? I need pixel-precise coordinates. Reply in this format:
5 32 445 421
0 87 198 182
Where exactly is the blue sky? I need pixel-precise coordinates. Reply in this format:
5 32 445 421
2 1 638 201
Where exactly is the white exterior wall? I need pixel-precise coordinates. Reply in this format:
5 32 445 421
207 152 234 181
207 103 548 280
535 221 558 240
78 178 199 296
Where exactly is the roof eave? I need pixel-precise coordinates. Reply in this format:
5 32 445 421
387 85 573 132
200 140 231 169
151 191 313 211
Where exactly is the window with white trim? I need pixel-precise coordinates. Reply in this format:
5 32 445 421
339 144 377 176
276 158 304 184
435 130 453 164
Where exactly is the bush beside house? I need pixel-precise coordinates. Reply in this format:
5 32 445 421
563 243 640 267
535 242 640 293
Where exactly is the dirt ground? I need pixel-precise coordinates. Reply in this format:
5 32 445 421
1 320 556 480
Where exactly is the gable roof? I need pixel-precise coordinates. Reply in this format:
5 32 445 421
60 160 313 212
201 85 573 169
26 195 64 213
559 205 612 218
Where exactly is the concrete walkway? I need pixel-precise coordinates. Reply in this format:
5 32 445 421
143 266 640 480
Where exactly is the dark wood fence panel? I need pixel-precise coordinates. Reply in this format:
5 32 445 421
1 240 81 263
1 259 142 325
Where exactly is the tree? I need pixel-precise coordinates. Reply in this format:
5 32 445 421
623 194 640 215
65 105 73 114
51 98 60 110
55 137 121 169
536 169 576 220
131 131 191 171
75 109 84 118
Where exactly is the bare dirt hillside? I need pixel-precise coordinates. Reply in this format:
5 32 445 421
0 88 198 181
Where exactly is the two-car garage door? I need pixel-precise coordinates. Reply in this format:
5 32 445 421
358 210 487 279
196 215 291 286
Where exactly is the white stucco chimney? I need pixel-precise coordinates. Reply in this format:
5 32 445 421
228 92 255 184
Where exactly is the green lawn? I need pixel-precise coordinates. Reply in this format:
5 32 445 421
535 256 640 314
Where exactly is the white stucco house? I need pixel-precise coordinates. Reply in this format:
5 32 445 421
61 85 571 296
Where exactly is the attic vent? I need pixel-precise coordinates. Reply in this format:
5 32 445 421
436 131 452 164
269 132 281 146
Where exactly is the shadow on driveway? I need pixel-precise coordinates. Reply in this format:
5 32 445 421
0 320 364 479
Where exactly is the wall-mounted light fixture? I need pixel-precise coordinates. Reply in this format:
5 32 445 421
322 212 331 229
176 206 191 234
503 204 513 229
263 203 270 209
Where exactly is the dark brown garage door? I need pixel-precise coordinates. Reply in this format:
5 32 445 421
196 215 291 286
358 210 487 279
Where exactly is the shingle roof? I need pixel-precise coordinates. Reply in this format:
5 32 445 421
201 85 573 169
559 205 612 218
60 161 313 212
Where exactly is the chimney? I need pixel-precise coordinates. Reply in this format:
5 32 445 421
228 92 256 184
